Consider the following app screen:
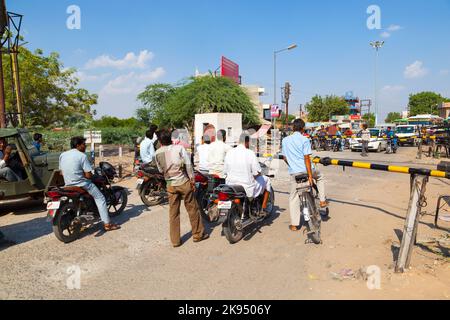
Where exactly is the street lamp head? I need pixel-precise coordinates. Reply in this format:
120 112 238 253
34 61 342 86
370 41 385 49
288 44 298 50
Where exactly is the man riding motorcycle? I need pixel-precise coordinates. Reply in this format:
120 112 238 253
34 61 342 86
59 137 121 232
223 131 271 201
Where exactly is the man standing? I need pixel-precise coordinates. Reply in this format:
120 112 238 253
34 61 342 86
282 119 328 231
155 129 209 247
0 138 20 182
224 132 271 199
208 130 232 178
360 124 370 157
59 137 121 232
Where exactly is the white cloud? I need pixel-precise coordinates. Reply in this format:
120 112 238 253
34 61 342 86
404 61 429 79
380 24 403 38
387 25 403 32
381 85 405 93
75 71 112 82
100 67 166 95
85 50 154 70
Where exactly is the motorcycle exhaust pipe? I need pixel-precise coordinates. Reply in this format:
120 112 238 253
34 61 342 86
262 191 270 209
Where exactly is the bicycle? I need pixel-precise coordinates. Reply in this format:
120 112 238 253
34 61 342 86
294 173 327 244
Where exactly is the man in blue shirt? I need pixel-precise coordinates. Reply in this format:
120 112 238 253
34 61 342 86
282 119 328 231
140 129 157 165
59 137 121 232
33 133 43 153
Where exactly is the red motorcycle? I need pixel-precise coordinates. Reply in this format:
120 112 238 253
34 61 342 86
46 162 128 243
194 171 225 223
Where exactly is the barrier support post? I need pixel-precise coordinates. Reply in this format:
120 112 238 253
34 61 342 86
395 174 429 273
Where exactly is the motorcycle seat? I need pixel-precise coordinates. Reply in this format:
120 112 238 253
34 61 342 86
295 174 309 184
61 186 89 195
228 185 247 195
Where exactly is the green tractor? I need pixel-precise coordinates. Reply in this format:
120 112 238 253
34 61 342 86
0 128 64 205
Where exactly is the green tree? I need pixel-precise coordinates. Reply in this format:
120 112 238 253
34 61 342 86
305 95 349 122
92 116 143 129
385 112 402 123
408 92 450 116
363 113 376 128
159 76 260 129
136 83 177 125
2 47 97 127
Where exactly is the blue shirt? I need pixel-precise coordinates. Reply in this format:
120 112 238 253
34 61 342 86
282 132 312 175
59 149 93 187
140 137 156 164
32 141 41 152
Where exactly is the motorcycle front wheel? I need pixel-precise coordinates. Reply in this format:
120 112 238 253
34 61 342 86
52 203 82 243
108 187 128 217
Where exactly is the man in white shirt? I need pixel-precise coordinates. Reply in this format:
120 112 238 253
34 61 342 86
208 130 232 178
224 132 271 198
140 129 157 165
196 135 211 174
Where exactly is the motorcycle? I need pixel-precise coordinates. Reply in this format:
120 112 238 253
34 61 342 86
194 171 225 223
46 162 128 243
136 164 167 206
213 173 275 244
331 137 343 152
385 137 398 154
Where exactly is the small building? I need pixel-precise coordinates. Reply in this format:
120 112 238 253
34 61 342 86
439 102 450 119
194 113 243 146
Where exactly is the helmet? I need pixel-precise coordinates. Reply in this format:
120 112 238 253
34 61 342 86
99 162 117 179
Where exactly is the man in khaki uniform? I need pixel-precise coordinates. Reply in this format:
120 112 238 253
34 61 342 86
155 129 209 247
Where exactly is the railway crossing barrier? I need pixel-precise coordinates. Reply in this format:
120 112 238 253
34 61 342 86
312 156 449 273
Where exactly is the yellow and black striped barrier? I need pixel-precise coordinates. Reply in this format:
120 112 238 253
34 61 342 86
312 157 450 179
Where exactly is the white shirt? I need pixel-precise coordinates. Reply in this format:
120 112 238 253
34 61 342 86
140 137 156 164
207 140 232 177
224 145 261 198
197 144 211 172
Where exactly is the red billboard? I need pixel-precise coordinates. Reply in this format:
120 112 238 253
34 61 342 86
221 56 240 84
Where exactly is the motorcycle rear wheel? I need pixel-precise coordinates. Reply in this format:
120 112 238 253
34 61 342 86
52 203 82 243
140 179 167 207
223 207 244 244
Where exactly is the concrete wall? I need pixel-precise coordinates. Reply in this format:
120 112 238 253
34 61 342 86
194 113 243 146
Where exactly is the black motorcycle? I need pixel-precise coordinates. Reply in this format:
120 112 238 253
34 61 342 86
46 162 128 243
136 164 167 206
213 177 275 244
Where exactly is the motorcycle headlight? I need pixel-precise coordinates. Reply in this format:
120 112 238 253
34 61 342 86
61 196 68 202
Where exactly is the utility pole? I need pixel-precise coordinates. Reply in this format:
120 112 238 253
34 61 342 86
11 45 23 126
370 41 385 127
284 82 291 129
0 0 7 128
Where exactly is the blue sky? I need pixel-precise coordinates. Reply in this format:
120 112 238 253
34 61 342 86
9 0 450 121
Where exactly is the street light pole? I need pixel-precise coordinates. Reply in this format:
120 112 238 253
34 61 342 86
273 44 297 129
370 41 384 127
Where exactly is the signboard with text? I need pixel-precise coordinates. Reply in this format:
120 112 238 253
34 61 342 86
221 56 240 84
84 131 102 144
271 105 281 119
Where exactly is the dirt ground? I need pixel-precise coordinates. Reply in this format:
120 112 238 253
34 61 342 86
0 146 449 300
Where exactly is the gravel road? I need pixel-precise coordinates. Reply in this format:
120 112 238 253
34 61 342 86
1 147 449 300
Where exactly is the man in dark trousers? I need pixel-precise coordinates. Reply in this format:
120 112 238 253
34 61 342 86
155 129 209 247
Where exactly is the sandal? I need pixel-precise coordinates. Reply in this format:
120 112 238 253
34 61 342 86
104 223 121 232
289 225 300 232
